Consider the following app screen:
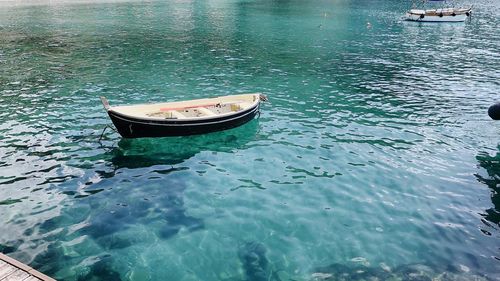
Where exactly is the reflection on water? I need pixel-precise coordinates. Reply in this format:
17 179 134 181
101 120 261 169
3 122 262 280
0 118 262 280
476 147 500 230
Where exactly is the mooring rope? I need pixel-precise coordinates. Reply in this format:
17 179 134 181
98 124 117 142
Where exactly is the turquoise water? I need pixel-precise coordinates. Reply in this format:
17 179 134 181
1 0 499 280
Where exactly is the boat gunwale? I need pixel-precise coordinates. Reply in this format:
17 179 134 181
108 103 260 127
107 93 261 122
407 7 471 16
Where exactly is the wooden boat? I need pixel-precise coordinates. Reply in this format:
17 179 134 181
405 7 472 22
100 93 266 138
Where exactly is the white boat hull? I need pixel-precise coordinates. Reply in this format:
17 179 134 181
405 8 471 22
406 13 468 22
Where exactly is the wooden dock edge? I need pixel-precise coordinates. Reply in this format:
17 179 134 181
0 253 56 281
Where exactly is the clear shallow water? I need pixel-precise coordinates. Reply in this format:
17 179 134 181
0 0 499 280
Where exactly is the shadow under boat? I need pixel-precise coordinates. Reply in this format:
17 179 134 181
101 119 262 170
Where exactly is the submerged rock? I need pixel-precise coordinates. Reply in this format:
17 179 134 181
311 272 333 280
350 257 369 265
310 262 492 281
394 263 435 281
158 207 205 239
77 255 122 281
238 241 272 281
312 262 393 281
0 240 22 254
379 262 391 272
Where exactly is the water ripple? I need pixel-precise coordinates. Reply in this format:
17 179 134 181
0 0 499 280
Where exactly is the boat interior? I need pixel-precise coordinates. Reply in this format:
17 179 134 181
409 7 471 16
147 103 245 119
110 93 259 120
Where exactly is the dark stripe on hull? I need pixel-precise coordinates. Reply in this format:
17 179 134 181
108 105 259 138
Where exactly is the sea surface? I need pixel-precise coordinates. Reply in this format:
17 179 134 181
0 0 499 280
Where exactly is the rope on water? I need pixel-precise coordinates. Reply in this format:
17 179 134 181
98 124 117 142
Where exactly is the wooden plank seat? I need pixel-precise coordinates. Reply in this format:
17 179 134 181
169 110 186 119
197 107 216 116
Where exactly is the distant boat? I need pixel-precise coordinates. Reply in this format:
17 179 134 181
100 93 266 138
405 0 472 22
